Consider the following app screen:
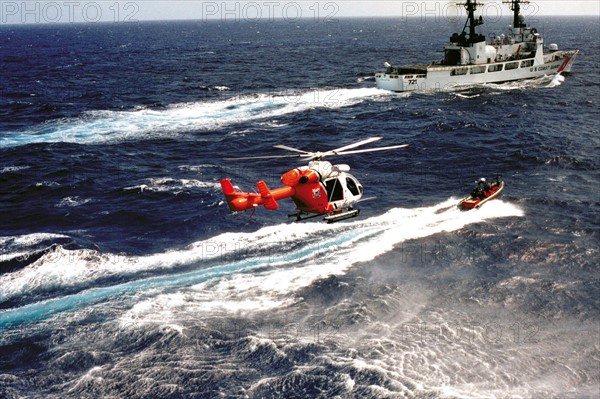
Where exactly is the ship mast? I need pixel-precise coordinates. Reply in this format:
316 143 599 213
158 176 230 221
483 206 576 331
503 0 529 28
458 0 484 42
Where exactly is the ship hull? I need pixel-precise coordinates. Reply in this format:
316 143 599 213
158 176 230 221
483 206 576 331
376 50 578 92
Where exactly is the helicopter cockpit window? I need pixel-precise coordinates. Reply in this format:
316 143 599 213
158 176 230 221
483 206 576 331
346 177 360 196
325 178 344 202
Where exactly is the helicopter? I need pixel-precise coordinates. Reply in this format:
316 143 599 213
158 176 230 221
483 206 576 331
220 137 409 223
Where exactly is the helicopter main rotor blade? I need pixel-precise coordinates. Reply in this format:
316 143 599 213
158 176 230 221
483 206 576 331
328 136 383 154
334 144 409 156
223 138 407 161
223 154 308 160
273 145 311 154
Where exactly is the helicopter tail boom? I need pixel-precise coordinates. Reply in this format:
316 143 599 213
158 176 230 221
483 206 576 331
220 178 294 212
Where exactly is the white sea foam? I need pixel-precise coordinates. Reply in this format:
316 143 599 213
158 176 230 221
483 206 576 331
1 199 523 325
55 196 93 208
0 88 388 148
0 165 30 173
0 233 70 263
123 177 222 193
177 164 217 172
547 73 565 88
121 199 524 325
0 221 336 302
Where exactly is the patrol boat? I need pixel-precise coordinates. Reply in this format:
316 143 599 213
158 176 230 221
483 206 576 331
375 0 578 92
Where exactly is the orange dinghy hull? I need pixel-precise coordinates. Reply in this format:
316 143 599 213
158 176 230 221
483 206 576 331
459 180 505 210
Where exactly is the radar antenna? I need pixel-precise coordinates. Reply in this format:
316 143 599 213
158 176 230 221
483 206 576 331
503 0 530 28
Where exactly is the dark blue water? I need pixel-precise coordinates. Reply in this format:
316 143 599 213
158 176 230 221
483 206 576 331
1 17 598 398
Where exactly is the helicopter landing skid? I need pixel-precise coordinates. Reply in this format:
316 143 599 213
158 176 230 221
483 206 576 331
324 208 360 224
288 212 322 222
288 208 360 223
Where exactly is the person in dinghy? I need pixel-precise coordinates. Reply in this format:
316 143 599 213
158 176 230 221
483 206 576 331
459 176 504 210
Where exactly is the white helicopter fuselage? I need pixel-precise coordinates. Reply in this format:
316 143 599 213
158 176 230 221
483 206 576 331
308 161 364 210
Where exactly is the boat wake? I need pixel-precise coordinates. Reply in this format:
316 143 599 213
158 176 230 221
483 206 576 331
0 198 523 331
0 88 388 148
547 73 566 88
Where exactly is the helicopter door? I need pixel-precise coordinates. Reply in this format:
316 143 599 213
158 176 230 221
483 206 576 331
324 177 344 202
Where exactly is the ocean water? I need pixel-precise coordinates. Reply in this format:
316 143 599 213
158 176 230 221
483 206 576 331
0 16 599 398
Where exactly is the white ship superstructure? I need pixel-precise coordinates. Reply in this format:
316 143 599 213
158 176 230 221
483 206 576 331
375 0 578 92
